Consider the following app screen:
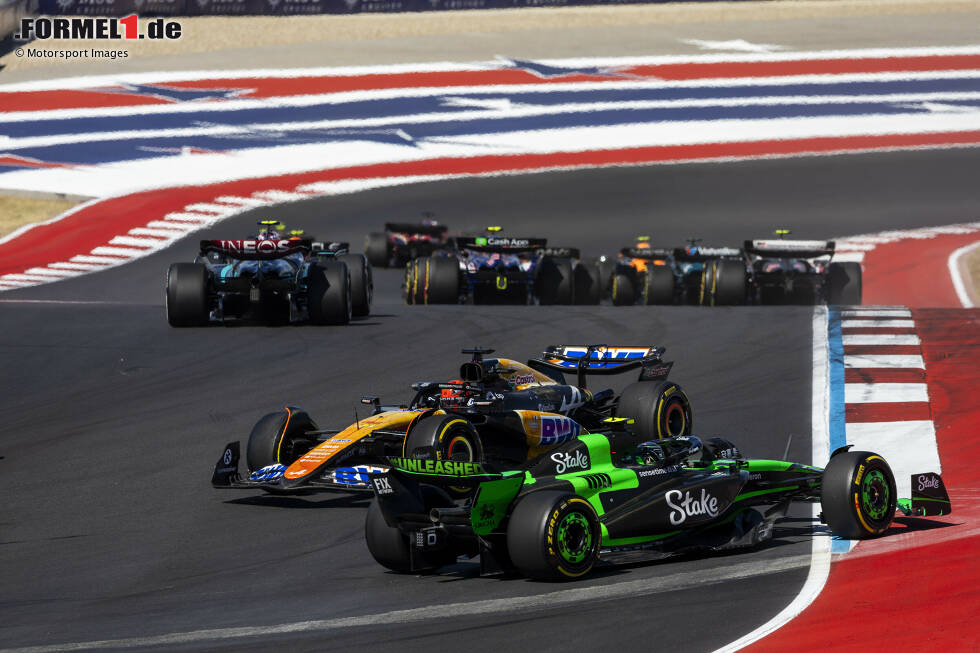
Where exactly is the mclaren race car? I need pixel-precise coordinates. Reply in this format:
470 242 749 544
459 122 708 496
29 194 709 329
166 220 372 326
364 215 450 268
365 432 952 580
404 230 601 305
212 345 692 495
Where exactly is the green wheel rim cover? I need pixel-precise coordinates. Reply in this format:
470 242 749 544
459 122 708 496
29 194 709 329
556 512 592 564
861 469 890 521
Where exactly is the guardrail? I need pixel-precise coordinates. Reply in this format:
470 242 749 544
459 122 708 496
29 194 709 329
32 0 677 16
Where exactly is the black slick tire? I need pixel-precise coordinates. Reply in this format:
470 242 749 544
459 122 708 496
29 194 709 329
611 272 635 306
364 232 390 268
404 413 483 499
507 491 600 580
245 407 318 472
573 262 601 305
616 381 693 440
642 266 674 305
413 256 459 304
537 257 574 305
339 253 372 317
166 262 209 327
821 450 896 539
711 259 746 306
826 262 863 305
308 261 351 325
365 485 458 574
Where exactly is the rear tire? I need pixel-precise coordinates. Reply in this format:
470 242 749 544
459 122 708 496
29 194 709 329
595 258 615 299
573 262 601 305
711 259 746 306
826 262 863 305
642 266 674 305
616 381 693 440
537 258 574 305
507 491 600 580
364 232 390 268
412 256 459 304
365 485 458 573
821 450 896 539
245 407 318 472
308 261 351 325
339 253 372 317
611 273 635 306
166 263 209 327
404 413 483 499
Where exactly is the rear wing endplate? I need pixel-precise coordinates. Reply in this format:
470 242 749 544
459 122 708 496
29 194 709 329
743 239 835 259
899 472 952 516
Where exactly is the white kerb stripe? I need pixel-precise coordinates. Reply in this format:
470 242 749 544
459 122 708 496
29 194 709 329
146 221 198 231
1 273 55 282
90 247 140 258
844 383 929 403
49 262 106 271
71 255 125 264
840 309 912 317
213 195 269 206
842 334 921 345
162 212 221 223
109 236 167 248
843 354 925 369
840 319 915 328
251 190 316 202
183 203 241 215
23 267 77 277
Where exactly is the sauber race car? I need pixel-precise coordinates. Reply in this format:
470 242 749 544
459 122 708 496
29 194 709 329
404 232 602 305
211 345 692 495
365 432 951 580
166 221 372 327
364 215 450 268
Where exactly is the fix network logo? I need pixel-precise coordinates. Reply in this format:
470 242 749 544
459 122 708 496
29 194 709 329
15 15 182 41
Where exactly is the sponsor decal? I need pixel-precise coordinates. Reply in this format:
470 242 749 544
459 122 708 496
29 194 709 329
390 457 486 476
249 463 286 481
512 373 535 386
15 15 182 41
551 449 589 474
538 402 556 412
748 473 763 480
854 463 866 486
917 474 940 491
541 415 582 446
665 488 720 525
716 447 740 459
638 465 678 478
373 476 393 495
222 448 233 466
487 237 530 247
212 239 302 255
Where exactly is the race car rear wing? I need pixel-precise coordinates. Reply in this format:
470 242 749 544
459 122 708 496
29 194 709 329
385 222 447 236
455 236 548 252
672 246 742 262
620 247 673 260
743 239 835 259
199 238 346 260
529 344 672 389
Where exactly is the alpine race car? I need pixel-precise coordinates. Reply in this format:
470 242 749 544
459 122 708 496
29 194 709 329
404 233 602 305
166 221 372 326
365 431 951 580
364 215 450 268
211 345 693 495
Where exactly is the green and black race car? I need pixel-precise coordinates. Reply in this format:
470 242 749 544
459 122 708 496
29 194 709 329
365 428 951 580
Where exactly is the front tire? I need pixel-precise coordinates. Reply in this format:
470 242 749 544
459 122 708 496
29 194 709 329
507 491 600 580
821 450 896 539
166 262 209 327
308 261 351 325
616 381 693 440
245 407 318 472
339 253 372 317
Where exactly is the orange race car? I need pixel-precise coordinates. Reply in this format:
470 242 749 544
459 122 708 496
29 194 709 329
212 345 693 495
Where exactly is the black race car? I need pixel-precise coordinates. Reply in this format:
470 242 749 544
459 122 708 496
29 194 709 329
364 216 449 268
166 221 372 326
366 431 951 580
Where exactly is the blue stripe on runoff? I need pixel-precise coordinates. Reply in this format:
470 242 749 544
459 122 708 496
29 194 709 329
825 307 852 554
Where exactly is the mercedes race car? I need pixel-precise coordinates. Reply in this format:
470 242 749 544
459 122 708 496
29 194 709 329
404 233 602 305
166 221 372 326
365 432 951 580
364 216 449 268
212 345 693 495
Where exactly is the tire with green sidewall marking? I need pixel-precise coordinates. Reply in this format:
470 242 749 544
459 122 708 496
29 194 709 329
821 450 897 539
507 491 600 580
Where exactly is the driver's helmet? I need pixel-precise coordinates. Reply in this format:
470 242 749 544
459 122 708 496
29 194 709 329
630 440 665 466
440 379 469 405
257 220 281 241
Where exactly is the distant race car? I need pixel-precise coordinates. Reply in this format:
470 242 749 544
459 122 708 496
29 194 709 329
364 216 450 268
607 238 744 306
166 220 372 326
404 233 601 305
365 432 951 580
212 345 692 495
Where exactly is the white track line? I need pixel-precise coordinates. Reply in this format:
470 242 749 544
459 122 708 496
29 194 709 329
947 239 980 308
839 309 913 317
843 354 925 369
840 319 915 328
841 334 921 345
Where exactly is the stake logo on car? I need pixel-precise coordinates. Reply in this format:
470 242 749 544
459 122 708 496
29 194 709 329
665 488 720 525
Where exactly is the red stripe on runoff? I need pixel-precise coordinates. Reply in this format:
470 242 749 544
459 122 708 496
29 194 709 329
4 54 980 113
4 132 980 279
844 368 926 383
845 402 933 422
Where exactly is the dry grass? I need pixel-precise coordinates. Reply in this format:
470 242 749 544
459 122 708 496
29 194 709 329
0 194 81 238
2 0 977 70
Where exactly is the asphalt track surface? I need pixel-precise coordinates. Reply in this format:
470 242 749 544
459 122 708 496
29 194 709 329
1 149 978 651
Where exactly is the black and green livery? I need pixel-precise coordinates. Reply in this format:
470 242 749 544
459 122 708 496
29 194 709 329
366 426 951 580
